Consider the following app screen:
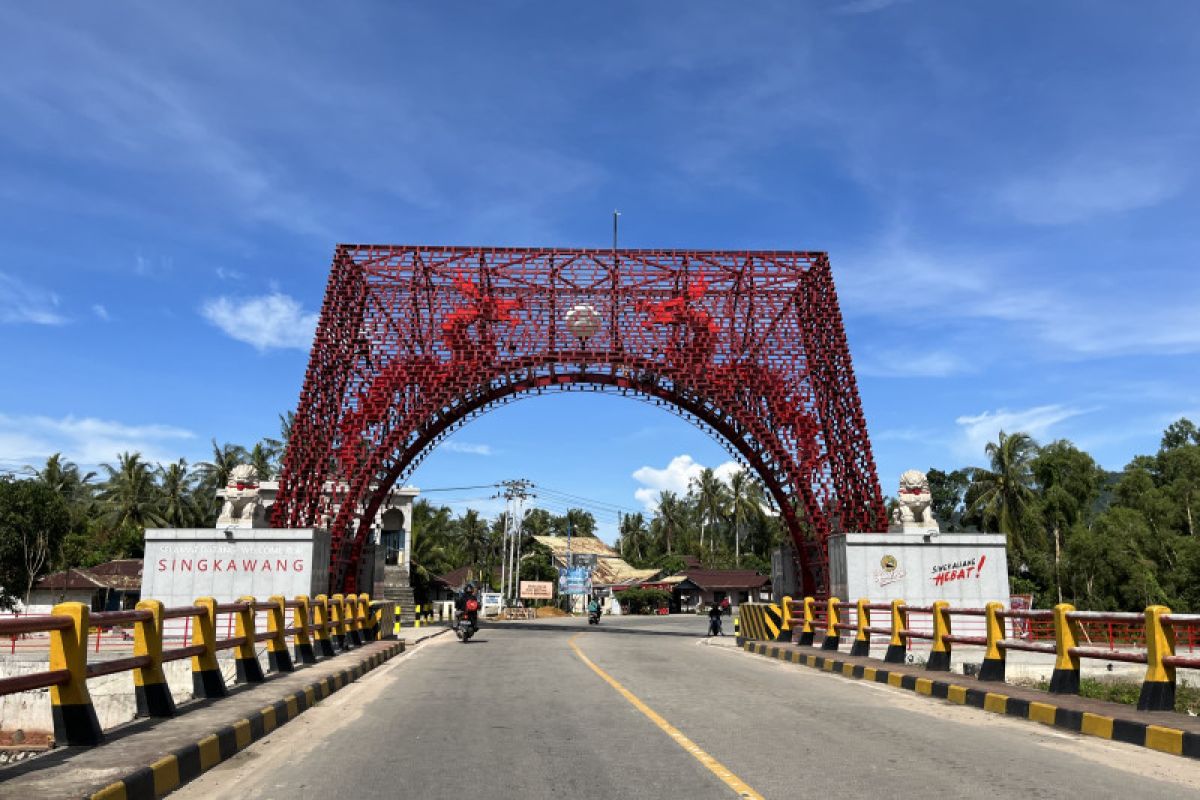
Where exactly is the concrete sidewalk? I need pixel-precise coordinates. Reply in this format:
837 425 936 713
0 638 415 799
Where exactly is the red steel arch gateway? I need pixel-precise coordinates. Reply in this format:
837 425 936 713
273 245 886 597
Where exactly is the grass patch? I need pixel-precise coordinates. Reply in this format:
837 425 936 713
1018 677 1200 715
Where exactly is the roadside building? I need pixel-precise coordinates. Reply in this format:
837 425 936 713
24 559 143 614
671 569 771 613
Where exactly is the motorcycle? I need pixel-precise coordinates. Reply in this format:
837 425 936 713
588 608 601 625
455 598 479 643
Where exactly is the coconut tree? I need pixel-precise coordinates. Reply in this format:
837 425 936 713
968 431 1038 549
654 490 687 556
618 513 650 563
690 468 729 551
156 459 199 528
195 439 248 519
98 452 167 529
725 469 763 566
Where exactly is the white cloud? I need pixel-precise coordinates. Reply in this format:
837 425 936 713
201 292 317 351
631 454 742 510
92 304 110 321
0 272 67 325
215 267 244 281
997 154 1186 226
0 412 196 469
856 349 972 378
953 405 1087 462
441 441 494 456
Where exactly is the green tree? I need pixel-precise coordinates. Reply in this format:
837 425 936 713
726 470 763 566
1032 441 1102 602
0 478 71 608
652 490 686 556
1161 418 1200 450
617 513 650 564
690 468 728 551
156 459 199 528
98 452 167 529
195 439 248 522
926 467 970 530
967 431 1039 545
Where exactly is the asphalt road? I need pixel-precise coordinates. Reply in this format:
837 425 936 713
174 615 1200 799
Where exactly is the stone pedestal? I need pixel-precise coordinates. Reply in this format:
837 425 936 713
141 528 331 607
828 532 1010 637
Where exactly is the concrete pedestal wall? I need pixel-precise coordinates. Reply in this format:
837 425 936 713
142 529 331 606
828 532 1010 637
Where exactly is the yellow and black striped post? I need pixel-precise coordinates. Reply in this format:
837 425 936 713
313 594 336 658
266 595 294 673
49 602 103 745
293 595 317 665
1138 605 1176 711
821 597 841 651
850 598 871 657
777 596 794 643
132 599 175 718
234 596 265 683
413 604 423 629
330 594 348 651
190 597 227 698
798 596 815 646
884 600 908 664
1049 603 1081 693
393 604 403 636
346 595 364 647
357 593 372 641
979 601 1005 680
927 600 952 671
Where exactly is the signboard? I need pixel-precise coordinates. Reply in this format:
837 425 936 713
142 528 329 606
481 592 503 613
520 580 554 600
558 566 592 596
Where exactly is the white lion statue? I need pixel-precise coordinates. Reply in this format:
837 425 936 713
889 469 939 533
217 464 264 528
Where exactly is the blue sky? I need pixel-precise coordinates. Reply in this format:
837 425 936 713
2 2 1198 542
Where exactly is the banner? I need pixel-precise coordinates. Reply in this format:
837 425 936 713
558 566 592 596
520 580 554 600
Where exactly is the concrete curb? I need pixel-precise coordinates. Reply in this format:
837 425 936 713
87 641 406 800
741 641 1200 760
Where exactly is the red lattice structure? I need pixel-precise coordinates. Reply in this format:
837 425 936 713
273 245 886 596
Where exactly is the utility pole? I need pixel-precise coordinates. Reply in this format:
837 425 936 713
497 479 533 605
612 209 620 251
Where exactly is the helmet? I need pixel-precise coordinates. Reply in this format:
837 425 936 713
464 582 476 593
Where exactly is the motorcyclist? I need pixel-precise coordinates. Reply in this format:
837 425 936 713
455 582 481 633
587 596 601 622
707 602 724 637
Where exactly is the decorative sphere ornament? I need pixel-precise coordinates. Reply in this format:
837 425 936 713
565 304 601 339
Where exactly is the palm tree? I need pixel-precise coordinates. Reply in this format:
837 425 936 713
968 430 1038 547
456 509 491 570
690 468 729 551
618 513 650 563
156 459 198 527
30 453 96 501
262 411 295 471
655 490 686 556
248 442 276 481
725 470 763 566
196 439 248 518
98 452 167 528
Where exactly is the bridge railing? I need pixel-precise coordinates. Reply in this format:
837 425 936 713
0 592 392 746
770 596 1200 712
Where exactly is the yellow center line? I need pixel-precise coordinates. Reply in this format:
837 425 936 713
568 633 764 800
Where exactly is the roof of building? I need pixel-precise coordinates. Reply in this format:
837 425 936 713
530 536 660 585
678 569 770 591
34 559 143 592
432 565 474 590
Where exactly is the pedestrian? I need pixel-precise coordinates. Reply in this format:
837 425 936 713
707 603 724 637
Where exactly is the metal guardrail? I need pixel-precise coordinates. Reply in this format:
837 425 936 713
0 592 393 746
767 595 1200 711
